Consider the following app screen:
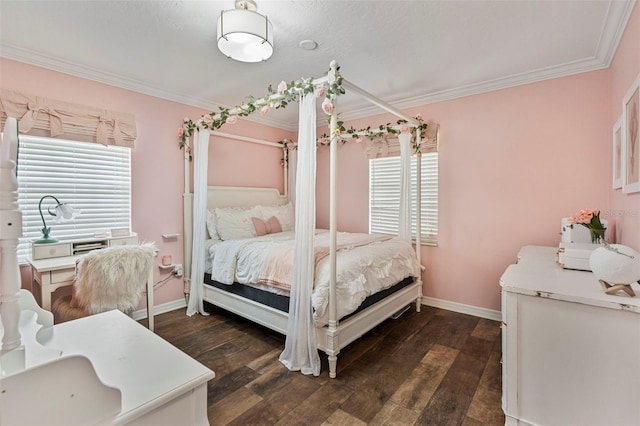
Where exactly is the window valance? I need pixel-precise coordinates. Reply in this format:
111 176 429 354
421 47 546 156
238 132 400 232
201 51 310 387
365 122 439 159
0 90 137 147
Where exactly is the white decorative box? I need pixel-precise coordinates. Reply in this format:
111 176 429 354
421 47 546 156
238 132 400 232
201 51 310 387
556 242 598 271
560 217 608 244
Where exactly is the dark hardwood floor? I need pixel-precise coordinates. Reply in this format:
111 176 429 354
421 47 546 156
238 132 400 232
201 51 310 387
148 303 504 425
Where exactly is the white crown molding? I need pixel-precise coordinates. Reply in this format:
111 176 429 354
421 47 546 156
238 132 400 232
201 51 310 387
333 56 610 125
320 0 637 126
0 45 299 132
595 0 636 66
2 0 634 133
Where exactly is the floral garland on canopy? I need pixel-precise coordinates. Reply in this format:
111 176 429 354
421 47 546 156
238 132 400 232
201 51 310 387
279 114 428 161
177 69 345 158
177 68 429 159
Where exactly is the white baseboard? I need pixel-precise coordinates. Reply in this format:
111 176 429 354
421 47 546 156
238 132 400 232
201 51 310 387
132 296 501 323
421 296 501 322
132 297 187 321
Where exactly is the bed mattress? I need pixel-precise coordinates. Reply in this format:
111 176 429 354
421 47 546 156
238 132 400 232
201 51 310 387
204 274 416 321
205 230 420 326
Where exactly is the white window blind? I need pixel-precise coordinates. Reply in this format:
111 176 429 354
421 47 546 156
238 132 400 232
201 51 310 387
369 153 438 245
16 135 131 262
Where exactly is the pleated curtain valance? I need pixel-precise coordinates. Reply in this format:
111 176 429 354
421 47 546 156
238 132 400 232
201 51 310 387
0 89 137 147
365 122 439 159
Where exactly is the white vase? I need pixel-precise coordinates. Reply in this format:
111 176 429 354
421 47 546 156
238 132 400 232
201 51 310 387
589 244 640 285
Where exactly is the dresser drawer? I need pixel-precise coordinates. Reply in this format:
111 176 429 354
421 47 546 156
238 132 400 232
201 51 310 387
51 268 76 284
33 243 72 260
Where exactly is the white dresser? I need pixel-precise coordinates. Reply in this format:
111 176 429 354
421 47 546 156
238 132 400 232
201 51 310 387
500 246 640 426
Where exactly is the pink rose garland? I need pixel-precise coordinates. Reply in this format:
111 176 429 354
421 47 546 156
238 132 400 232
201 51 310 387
315 85 327 98
322 98 334 115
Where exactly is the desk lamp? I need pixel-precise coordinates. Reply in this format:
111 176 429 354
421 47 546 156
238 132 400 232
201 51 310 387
34 195 79 244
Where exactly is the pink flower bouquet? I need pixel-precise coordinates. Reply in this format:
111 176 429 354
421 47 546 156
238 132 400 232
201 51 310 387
568 209 606 244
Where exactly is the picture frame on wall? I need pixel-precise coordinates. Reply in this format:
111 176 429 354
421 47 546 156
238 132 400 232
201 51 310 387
613 115 623 189
622 73 640 194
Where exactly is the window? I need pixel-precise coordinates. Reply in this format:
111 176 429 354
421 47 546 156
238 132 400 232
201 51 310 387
369 153 438 245
16 135 131 262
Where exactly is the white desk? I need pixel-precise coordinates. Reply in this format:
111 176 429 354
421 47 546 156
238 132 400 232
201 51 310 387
29 234 140 312
29 255 82 311
2 309 214 425
28 235 157 331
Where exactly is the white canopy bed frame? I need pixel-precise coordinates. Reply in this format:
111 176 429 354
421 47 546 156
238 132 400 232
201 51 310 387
183 61 425 378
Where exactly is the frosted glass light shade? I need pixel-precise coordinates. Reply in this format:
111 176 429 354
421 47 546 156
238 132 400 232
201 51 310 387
589 244 640 285
217 9 273 63
52 203 80 222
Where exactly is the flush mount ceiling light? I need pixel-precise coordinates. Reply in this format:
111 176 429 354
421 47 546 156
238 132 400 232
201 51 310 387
217 0 273 63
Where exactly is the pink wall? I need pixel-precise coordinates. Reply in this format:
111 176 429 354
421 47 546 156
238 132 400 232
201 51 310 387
3 5 636 315
318 70 611 312
609 3 639 250
1 58 291 311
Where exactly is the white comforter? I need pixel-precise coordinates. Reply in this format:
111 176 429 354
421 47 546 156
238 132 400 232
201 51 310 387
207 230 420 326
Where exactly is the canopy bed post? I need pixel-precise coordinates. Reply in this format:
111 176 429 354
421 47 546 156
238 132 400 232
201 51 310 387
183 138 193 299
415 133 423 312
326 61 340 378
0 117 23 362
283 147 289 199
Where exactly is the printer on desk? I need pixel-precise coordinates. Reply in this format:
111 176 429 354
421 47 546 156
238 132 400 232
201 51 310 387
557 217 608 271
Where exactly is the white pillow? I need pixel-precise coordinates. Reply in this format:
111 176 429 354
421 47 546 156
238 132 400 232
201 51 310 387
206 210 219 240
259 202 294 232
215 205 261 240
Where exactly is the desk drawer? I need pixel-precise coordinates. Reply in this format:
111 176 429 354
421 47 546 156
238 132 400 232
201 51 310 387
51 269 75 284
33 244 72 260
109 236 139 247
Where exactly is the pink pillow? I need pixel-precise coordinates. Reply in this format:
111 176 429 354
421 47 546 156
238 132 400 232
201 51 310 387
251 216 282 236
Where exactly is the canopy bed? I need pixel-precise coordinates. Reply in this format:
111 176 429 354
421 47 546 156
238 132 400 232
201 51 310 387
181 61 434 378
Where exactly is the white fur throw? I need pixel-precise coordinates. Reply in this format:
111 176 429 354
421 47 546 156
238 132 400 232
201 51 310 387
71 243 156 315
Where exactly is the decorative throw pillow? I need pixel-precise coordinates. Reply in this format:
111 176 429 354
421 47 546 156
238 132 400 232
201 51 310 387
252 216 282 236
215 205 261 240
259 202 294 231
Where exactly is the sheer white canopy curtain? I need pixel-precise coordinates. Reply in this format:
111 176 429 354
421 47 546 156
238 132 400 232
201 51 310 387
186 129 210 316
279 93 320 376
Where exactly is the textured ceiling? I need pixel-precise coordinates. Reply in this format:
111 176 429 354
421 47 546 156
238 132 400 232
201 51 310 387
0 0 635 130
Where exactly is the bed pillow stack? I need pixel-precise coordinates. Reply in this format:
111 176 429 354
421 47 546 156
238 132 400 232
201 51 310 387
207 202 294 241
